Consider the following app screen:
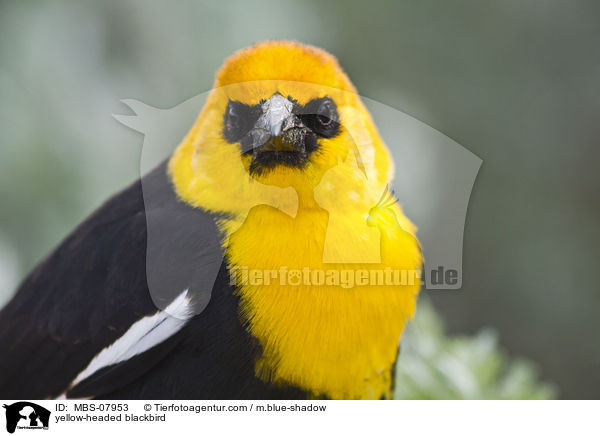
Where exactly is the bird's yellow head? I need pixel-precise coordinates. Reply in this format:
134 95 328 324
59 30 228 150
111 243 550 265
167 42 421 399
169 41 394 217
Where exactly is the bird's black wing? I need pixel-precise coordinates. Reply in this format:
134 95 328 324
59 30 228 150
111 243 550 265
0 161 224 399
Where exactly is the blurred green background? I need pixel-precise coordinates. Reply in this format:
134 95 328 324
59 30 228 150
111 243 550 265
0 1 598 399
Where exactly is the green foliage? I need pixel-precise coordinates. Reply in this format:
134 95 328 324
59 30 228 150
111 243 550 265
394 300 557 399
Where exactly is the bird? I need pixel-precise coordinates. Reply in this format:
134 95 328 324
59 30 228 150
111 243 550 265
0 41 422 400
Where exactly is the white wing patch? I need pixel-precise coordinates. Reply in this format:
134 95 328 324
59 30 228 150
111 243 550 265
66 290 194 394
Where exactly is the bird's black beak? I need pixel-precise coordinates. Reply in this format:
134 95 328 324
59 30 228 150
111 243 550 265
241 94 316 174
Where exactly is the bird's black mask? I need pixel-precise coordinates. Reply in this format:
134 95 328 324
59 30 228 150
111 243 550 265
223 93 340 176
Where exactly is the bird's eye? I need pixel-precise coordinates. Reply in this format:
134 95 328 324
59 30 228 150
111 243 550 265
223 100 261 143
227 104 240 127
299 97 340 138
316 99 335 127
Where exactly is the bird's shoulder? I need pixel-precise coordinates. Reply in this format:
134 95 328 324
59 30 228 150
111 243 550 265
0 161 224 399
